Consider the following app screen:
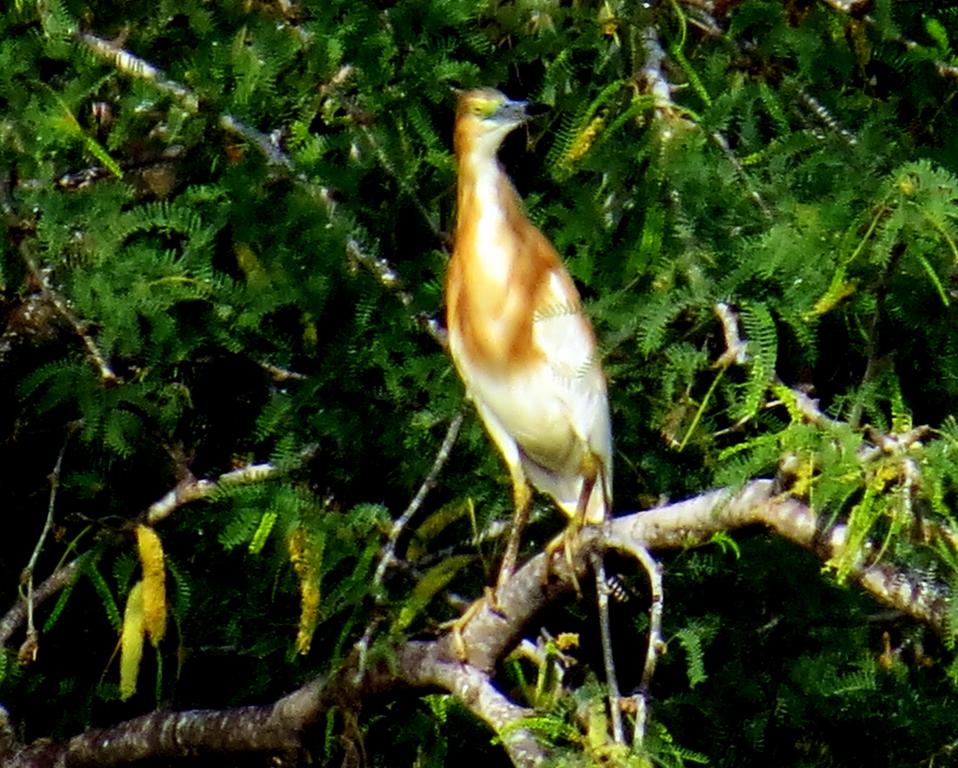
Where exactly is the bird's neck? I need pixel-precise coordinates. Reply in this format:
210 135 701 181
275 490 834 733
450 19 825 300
457 149 513 215
455 148 524 281
449 141 553 370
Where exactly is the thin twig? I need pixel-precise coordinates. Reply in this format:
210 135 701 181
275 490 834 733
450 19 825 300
79 33 199 109
219 114 295 172
708 130 774 218
819 0 958 82
80 34 297 178
146 461 282 525
850 244 903 428
20 433 71 664
21 253 117 385
345 239 447 348
81 33 448 353
795 88 857 146
359 124 443 242
257 360 307 382
3 458 301 649
346 238 414 308
710 303 850 436
373 411 465 589
639 25 774 219
850 304 880 429
0 560 81 648
354 412 464 681
713 302 749 367
681 2 724 37
591 552 624 744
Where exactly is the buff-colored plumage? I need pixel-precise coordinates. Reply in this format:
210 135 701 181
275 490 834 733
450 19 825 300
445 88 612 585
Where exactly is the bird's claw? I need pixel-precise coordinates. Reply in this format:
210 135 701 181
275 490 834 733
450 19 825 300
544 525 584 594
443 586 505 662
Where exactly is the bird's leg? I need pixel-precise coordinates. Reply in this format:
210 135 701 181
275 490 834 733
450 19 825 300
567 471 596 590
495 475 532 595
447 474 531 662
592 550 624 744
543 468 597 594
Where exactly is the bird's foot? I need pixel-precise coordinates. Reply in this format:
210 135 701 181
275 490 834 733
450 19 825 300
443 586 504 662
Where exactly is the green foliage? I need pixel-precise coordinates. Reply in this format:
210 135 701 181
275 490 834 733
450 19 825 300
85 560 121 632
673 618 720 689
2 0 958 765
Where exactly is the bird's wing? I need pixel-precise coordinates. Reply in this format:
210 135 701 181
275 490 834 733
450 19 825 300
521 263 613 515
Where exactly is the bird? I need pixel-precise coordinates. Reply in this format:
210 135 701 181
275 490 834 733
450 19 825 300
445 88 612 594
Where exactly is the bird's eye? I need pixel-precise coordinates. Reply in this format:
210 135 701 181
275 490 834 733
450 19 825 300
471 99 501 118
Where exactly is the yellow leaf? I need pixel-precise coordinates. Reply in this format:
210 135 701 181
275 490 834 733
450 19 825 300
136 524 167 645
120 581 146 700
555 632 579 651
234 242 271 288
295 579 320 656
288 527 323 655
564 114 606 167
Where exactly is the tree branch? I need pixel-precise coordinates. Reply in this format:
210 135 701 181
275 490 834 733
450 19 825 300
608 480 948 629
0 559 81 649
20 252 117 385
18 434 71 665
6 478 950 766
0 459 300 649
819 0 958 82
145 461 280 525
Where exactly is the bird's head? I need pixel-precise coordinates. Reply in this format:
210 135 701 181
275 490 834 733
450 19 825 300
454 88 529 160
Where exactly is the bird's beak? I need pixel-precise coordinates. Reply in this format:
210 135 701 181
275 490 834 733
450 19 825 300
496 97 530 126
524 101 550 118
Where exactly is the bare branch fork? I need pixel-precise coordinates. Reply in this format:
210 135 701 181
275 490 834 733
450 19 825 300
17 433 72 665
352 410 466 680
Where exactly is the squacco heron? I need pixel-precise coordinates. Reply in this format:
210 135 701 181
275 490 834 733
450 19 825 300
445 88 612 592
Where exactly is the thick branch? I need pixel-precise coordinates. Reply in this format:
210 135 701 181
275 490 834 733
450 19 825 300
8 640 544 768
608 480 947 629
8 706 300 767
447 479 948 678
